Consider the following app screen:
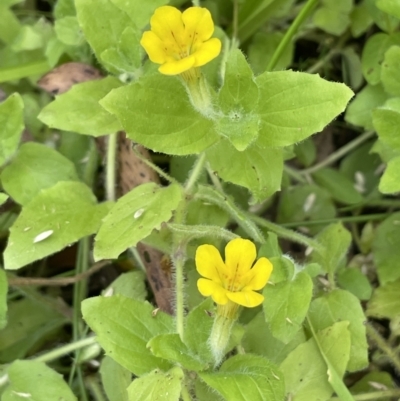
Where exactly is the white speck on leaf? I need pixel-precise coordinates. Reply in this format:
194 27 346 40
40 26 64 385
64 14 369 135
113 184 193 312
134 208 145 219
33 230 54 243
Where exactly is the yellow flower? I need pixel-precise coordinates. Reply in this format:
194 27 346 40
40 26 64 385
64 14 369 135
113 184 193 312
140 6 221 76
196 238 273 308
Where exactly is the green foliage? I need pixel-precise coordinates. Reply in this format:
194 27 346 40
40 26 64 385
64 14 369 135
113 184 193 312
0 93 24 166
263 271 313 343
100 356 131 401
308 289 368 371
82 295 174 375
281 321 351 401
367 279 400 319
0 269 7 330
2 0 400 400
199 354 284 401
2 360 77 401
4 182 110 270
94 183 182 260
1 142 79 205
126 367 183 401
38 77 123 136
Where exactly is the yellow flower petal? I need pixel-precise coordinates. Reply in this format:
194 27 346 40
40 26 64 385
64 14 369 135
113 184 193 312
197 278 228 305
195 244 227 284
158 55 196 75
225 238 256 277
140 31 167 64
182 7 214 43
192 38 221 67
150 6 185 46
242 257 273 291
226 290 264 308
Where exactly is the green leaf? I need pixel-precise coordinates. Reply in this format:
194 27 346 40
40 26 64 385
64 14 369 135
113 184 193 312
216 49 259 151
255 71 354 147
367 278 400 319
183 298 214 365
100 26 143 74
280 321 351 401
365 0 400 32
148 334 207 371
313 0 353 36
0 93 24 166
75 0 134 73
2 360 77 401
376 0 400 19
277 184 336 234
379 155 400 194
309 321 355 401
101 75 219 155
1 142 79 206
106 271 147 301
350 2 374 38
372 212 400 284
126 367 183 401
345 84 388 129
351 371 394 397
0 298 66 363
38 76 122 136
373 107 400 151
4 181 110 270
0 269 7 330
309 223 352 275
100 356 130 401
206 140 283 202
337 268 373 301
54 16 85 46
263 271 313 343
361 33 400 85
340 141 381 196
94 183 182 261
82 295 174 376
381 46 400 96
109 0 168 29
0 193 8 207
0 6 21 44
312 168 364 205
242 312 307 365
199 354 284 401
294 138 317 167
248 32 293 75
307 289 368 372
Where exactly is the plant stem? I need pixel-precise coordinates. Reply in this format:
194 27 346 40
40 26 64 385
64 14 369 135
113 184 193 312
250 215 325 254
284 165 308 184
33 337 97 363
132 145 178 184
181 379 193 401
106 132 117 202
185 152 207 194
300 131 375 175
331 389 400 401
86 376 107 401
174 246 186 340
266 0 319 71
281 213 389 228
366 324 400 372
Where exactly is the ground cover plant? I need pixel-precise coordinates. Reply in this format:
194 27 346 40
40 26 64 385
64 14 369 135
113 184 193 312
0 0 400 400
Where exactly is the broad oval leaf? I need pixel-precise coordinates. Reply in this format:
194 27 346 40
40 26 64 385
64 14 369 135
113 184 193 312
82 295 174 376
94 183 182 261
4 181 111 270
255 71 353 147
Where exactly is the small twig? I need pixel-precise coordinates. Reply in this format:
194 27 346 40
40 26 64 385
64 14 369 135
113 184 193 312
132 145 178 185
7 260 109 287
